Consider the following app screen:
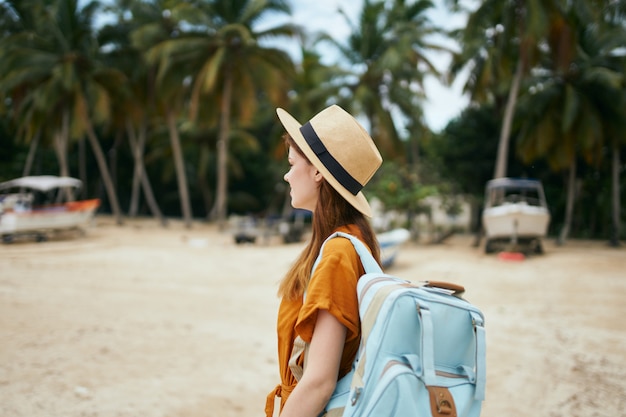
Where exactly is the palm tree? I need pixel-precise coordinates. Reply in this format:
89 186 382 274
325 0 442 160
450 0 557 179
132 0 197 227
203 0 295 226
580 0 626 246
0 0 125 224
0 0 55 176
148 0 296 226
99 0 168 225
515 1 625 244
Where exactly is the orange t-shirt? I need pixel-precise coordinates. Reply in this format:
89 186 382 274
268 225 367 415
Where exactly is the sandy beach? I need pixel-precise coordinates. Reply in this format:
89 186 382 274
1 217 625 417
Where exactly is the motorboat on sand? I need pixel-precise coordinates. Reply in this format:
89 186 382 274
482 178 550 254
0 175 100 243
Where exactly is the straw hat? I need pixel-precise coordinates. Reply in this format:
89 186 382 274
277 105 382 217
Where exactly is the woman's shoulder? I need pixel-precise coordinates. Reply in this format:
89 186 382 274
323 235 358 253
322 225 368 256
332 224 365 240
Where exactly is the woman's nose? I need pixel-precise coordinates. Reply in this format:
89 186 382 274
283 171 289 183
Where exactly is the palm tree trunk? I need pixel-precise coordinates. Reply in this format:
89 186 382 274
78 137 87 199
197 143 213 219
166 108 193 228
557 158 577 246
85 124 124 225
127 121 167 226
493 59 523 179
22 130 40 177
54 111 72 202
108 132 123 194
212 72 233 228
55 112 71 178
127 121 143 217
609 140 621 247
140 162 167 227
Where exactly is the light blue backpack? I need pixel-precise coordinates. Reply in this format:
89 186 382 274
292 232 486 417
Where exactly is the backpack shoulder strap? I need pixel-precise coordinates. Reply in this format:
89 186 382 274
312 231 383 276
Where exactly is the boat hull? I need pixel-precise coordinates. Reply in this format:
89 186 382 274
482 203 550 240
0 199 100 235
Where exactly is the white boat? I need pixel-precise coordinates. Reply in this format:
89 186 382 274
0 176 100 243
482 178 550 254
377 228 410 268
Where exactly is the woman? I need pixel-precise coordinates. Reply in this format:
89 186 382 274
265 105 383 417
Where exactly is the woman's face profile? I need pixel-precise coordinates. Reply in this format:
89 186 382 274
284 146 320 212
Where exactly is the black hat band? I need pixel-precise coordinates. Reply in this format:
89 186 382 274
300 122 363 196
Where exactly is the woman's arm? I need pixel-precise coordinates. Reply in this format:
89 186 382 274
279 309 347 417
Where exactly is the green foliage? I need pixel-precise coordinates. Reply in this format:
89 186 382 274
0 119 26 182
368 161 437 213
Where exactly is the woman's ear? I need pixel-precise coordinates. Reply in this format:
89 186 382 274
314 171 323 182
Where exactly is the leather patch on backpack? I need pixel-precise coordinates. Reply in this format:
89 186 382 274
428 386 457 417
425 281 466 297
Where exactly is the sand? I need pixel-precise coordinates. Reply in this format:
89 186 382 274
1 217 625 417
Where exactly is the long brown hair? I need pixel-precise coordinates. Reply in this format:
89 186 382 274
278 134 381 300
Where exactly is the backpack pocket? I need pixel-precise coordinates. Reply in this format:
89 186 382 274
345 360 431 417
344 359 482 417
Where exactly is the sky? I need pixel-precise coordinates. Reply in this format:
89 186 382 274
259 0 472 132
